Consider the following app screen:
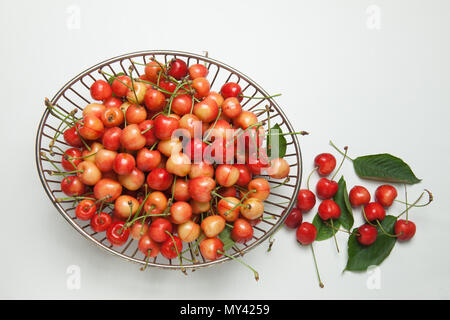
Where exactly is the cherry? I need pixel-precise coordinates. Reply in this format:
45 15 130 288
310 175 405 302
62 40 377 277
234 111 257 130
111 75 131 97
231 218 254 243
102 127 122 151
81 142 103 163
126 82 147 105
144 60 164 82
192 77 210 99
199 238 224 261
217 197 241 222
144 88 166 112
61 176 86 197
189 63 209 79
106 221 130 246
157 137 182 157
296 222 317 245
218 186 237 198
193 97 219 123
168 58 188 80
153 114 180 140
207 91 224 108
61 148 82 171
284 208 303 229
113 153 136 175
79 115 104 141
77 161 102 186
395 219 416 241
189 161 214 179
204 138 235 164
138 120 157 146
190 199 211 214
148 218 173 243
375 185 398 207
146 168 174 191
120 124 146 151
222 97 242 119
136 149 161 172
169 201 193 224
220 82 243 102
177 221 201 243
185 138 207 162
103 96 123 109
159 78 177 98
90 212 112 232
267 158 290 179
188 176 216 202
316 178 338 200
118 167 145 191
206 120 231 141
240 198 264 220
93 178 122 202
314 153 336 176
90 80 112 101
235 164 253 187
75 199 96 220
349 185 371 207
161 234 183 259
130 222 149 240
171 94 193 116
95 149 117 172
138 234 160 258
143 191 168 216
63 124 83 147
201 215 226 238
357 224 377 246
248 178 270 201
83 103 106 119
166 152 191 177
318 199 341 220
172 179 191 201
114 195 139 219
101 106 124 127
215 164 240 187
363 202 386 222
296 189 316 212
125 104 147 124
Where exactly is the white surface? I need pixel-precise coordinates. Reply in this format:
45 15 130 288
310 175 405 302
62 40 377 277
0 0 449 299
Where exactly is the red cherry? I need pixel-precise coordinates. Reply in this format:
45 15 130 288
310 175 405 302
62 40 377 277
106 221 130 246
148 218 173 243
395 219 416 241
316 178 339 200
357 224 378 245
102 127 122 151
136 149 161 172
363 202 386 221
318 199 341 220
349 185 371 207
61 176 85 197
90 212 112 232
168 58 188 80
63 124 83 147
146 168 174 191
138 120 157 147
61 148 82 171
296 222 317 245
186 138 207 162
220 82 243 102
375 185 398 207
144 88 166 112
188 177 216 202
113 153 136 175
199 238 224 261
159 78 177 98
90 80 112 101
111 75 131 98
75 199 96 220
103 96 123 109
231 218 254 243
314 153 336 176
153 115 179 140
234 164 253 187
138 234 160 257
161 235 183 259
284 208 303 229
171 94 193 116
296 189 316 212
189 63 209 79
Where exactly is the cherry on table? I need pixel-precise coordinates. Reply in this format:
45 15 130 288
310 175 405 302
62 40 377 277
284 208 303 229
316 178 338 200
296 222 317 245
395 219 416 241
357 224 377 245
296 189 316 212
363 202 386 222
314 153 336 176
318 199 341 220
375 185 398 207
349 185 371 207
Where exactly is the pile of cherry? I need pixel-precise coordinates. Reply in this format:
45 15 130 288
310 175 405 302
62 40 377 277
45 57 291 277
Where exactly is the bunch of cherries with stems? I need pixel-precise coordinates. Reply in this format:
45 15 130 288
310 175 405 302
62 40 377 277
43 56 303 280
282 144 432 288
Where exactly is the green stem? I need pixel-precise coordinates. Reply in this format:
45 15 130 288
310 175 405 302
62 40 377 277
331 145 348 181
330 219 340 253
307 167 317 190
310 244 324 288
329 140 354 161
218 250 259 281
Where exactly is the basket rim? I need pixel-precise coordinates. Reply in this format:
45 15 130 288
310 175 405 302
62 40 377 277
35 50 303 270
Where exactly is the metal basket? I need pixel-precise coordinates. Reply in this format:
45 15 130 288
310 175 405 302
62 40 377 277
35 50 302 270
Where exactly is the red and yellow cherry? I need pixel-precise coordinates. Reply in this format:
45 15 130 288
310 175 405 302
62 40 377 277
189 161 214 179
166 152 191 177
375 185 398 207
161 235 183 259
90 212 112 232
130 221 149 240
106 221 130 246
215 164 240 187
159 78 177 98
77 161 102 185
90 80 112 101
218 186 236 198
234 111 257 130
192 77 210 98
231 218 254 243
204 138 235 164
205 120 231 142
285 208 303 228
61 148 82 171
189 63 208 79
75 199 96 220
222 97 242 119
267 158 290 179
111 75 131 97
357 224 378 245
113 153 136 175
148 218 173 243
138 120 157 146
318 199 341 220
138 234 160 258
178 221 201 243
143 191 168 216
102 127 122 151
146 168 174 191
296 222 317 245
349 185 371 207
95 149 117 172
248 178 270 201
363 202 386 221
63 124 83 147
314 153 336 176
169 201 192 224
173 179 191 201
189 176 216 202
93 178 122 202
190 199 211 214
83 103 106 119
114 195 139 219
126 82 147 105
153 114 180 140
240 198 264 220
144 60 164 82
125 104 147 124
101 106 124 127
144 88 166 112
395 219 416 241
221 82 242 102
193 97 219 123
316 178 339 200
233 164 252 187
171 94 193 116
297 189 316 212
61 176 85 196
199 238 224 261
103 96 123 109
217 197 241 222
81 142 103 163
168 58 188 80
136 149 161 172
120 124 146 151
118 167 145 191
179 114 202 139
207 91 224 108
247 151 270 175
157 137 182 157
186 138 207 162
79 115 104 140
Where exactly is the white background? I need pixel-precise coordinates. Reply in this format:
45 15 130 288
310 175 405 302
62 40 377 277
0 0 449 299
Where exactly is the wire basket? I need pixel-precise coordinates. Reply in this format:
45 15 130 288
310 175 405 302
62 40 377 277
35 50 302 270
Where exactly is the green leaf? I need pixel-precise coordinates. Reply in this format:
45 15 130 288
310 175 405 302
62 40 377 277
107 72 125 85
312 214 341 241
353 153 421 184
345 215 397 272
333 176 354 231
218 226 235 251
267 123 287 159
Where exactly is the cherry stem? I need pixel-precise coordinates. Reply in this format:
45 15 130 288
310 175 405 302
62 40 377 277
226 123 262 148
140 249 152 271
88 195 112 209
329 140 354 161
217 250 259 282
324 221 358 236
306 167 318 190
267 224 283 252
203 108 222 142
404 185 409 221
51 169 82 176
271 177 290 189
310 244 324 288
331 145 348 181
211 191 250 209
396 189 433 218
266 131 309 137
361 206 377 227
40 152 63 174
56 196 96 202
375 219 398 238
165 231 187 274
239 93 281 99
141 125 153 135
167 80 189 115
330 219 340 253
